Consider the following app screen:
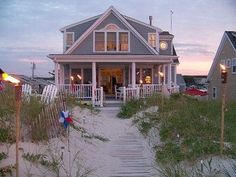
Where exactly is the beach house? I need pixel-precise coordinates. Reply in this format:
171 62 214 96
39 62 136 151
48 6 179 106
207 31 236 101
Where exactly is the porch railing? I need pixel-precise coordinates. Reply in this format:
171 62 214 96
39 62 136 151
94 87 104 107
57 84 92 99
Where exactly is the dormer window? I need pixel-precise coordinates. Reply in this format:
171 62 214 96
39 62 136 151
66 32 74 47
148 33 156 48
94 24 129 52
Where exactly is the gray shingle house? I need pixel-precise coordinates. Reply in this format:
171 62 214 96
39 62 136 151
207 31 236 101
48 6 179 105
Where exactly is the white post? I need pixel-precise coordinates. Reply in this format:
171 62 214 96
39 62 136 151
55 62 59 86
92 62 96 106
168 63 172 92
123 86 126 103
132 62 136 88
174 65 177 85
100 87 103 107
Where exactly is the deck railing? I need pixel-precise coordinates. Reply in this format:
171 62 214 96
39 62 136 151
57 84 179 107
57 84 93 99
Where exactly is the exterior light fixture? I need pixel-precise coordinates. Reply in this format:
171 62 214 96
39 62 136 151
70 76 74 81
1 70 21 177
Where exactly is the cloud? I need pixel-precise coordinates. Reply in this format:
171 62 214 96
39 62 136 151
175 43 215 56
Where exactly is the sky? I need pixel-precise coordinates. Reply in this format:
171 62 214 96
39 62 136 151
0 0 236 77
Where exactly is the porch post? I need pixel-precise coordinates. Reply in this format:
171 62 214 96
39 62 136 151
132 62 136 88
174 65 177 85
168 63 172 89
92 62 96 105
54 62 59 86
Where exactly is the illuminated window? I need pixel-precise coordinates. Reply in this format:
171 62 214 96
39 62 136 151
119 32 128 51
148 33 156 48
66 32 74 47
107 32 116 51
142 68 152 84
95 32 105 51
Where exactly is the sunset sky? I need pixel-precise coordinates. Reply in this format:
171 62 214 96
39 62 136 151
0 0 235 76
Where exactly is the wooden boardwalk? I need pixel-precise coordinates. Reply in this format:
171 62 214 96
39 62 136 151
109 132 153 177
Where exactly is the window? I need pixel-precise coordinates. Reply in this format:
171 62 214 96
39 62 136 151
232 58 236 74
94 30 129 52
107 32 116 51
212 87 217 99
226 59 231 68
148 33 156 48
95 32 105 51
119 32 128 51
66 32 74 47
142 68 152 84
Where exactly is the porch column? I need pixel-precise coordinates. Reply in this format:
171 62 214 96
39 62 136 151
92 62 96 105
55 62 59 86
174 65 177 85
168 63 172 89
132 62 136 88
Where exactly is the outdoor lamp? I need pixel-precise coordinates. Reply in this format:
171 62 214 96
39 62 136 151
219 64 227 155
220 64 227 84
1 70 21 177
77 74 82 80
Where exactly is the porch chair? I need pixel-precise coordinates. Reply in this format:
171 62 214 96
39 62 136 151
115 86 125 99
40 84 58 104
22 84 32 101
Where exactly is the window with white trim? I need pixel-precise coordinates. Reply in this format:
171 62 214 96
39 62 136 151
212 87 217 99
66 32 74 47
148 33 156 48
226 59 231 68
95 32 105 51
94 31 129 52
119 32 128 51
232 58 236 74
107 32 116 51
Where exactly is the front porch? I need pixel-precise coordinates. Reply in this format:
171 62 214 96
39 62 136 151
57 83 179 107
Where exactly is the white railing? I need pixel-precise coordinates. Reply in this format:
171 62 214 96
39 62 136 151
139 84 162 98
123 87 139 102
57 84 92 99
94 87 104 107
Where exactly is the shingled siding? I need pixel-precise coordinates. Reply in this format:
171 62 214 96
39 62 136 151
208 40 236 101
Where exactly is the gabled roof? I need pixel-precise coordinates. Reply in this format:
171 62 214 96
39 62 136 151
65 6 158 55
60 14 101 32
226 31 236 51
207 31 236 81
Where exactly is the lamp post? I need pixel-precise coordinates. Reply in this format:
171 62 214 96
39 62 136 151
158 71 164 111
2 71 21 177
220 64 227 155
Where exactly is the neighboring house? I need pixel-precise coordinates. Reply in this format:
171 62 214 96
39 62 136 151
207 31 236 101
48 6 179 105
176 74 186 92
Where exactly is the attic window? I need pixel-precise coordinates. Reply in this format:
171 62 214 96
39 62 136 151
148 33 156 48
66 32 74 47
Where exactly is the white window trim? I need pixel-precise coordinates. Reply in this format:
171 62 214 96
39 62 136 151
93 30 130 53
232 58 236 74
66 32 74 48
212 87 217 100
226 58 231 68
148 33 157 48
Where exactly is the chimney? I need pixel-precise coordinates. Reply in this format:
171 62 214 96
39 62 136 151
149 16 153 26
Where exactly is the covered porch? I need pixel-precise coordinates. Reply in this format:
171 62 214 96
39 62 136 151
49 54 179 106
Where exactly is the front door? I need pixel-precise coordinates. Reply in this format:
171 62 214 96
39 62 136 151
100 68 123 94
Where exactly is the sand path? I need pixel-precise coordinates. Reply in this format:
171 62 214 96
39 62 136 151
74 108 157 177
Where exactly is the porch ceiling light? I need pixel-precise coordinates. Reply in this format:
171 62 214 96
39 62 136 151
70 76 74 81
